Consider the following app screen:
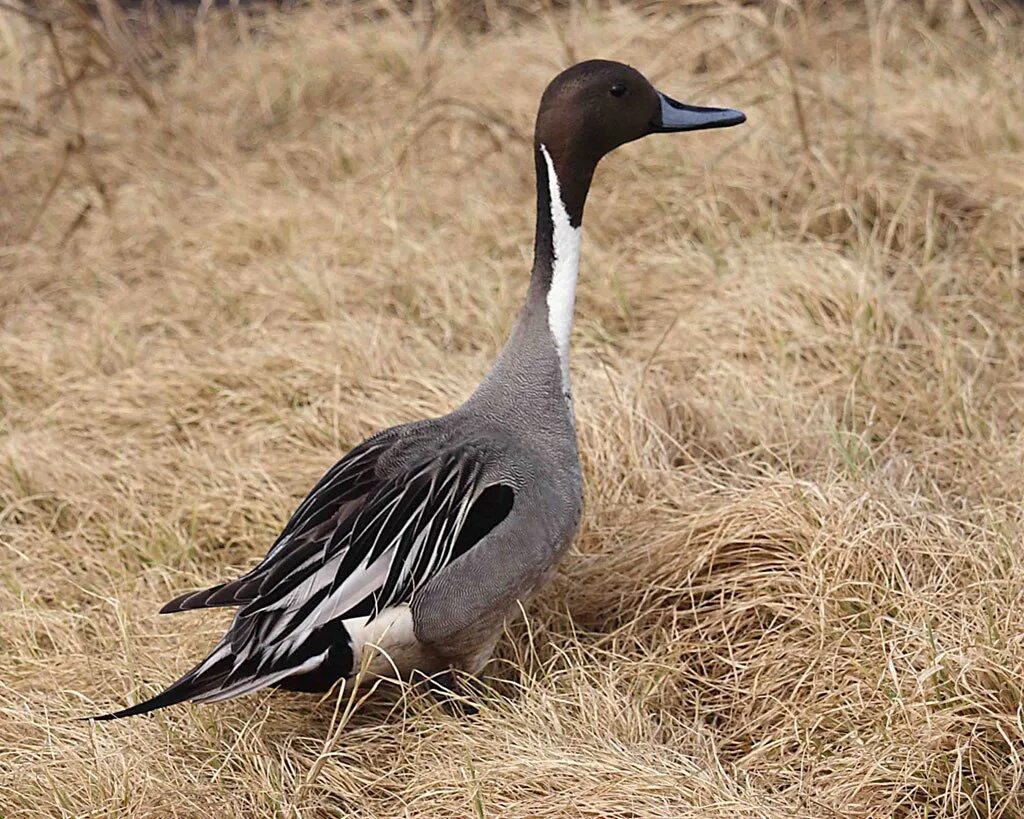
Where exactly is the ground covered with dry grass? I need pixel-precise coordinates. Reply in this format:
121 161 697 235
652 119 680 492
1 1 1023 816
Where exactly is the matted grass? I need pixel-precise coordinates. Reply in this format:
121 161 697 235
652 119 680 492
1 1 1023 816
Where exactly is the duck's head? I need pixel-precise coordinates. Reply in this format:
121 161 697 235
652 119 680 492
535 59 745 195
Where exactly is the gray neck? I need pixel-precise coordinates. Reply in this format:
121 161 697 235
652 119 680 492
470 144 587 412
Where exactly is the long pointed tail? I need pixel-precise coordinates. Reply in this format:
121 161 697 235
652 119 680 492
89 614 358 720
89 651 233 721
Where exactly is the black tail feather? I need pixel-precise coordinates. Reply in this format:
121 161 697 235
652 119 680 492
91 682 198 721
89 656 231 721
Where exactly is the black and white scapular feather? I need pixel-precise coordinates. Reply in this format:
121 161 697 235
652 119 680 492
91 59 744 719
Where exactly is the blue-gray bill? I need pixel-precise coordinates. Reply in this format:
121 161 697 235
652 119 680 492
651 92 746 133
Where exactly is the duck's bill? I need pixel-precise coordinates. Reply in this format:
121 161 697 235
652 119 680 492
651 92 746 133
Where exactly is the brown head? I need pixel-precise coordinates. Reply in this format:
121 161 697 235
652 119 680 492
534 59 745 224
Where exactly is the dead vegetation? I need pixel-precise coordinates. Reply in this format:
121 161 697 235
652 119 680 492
1 1 1023 816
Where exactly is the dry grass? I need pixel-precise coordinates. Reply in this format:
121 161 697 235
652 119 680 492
1 1 1023 816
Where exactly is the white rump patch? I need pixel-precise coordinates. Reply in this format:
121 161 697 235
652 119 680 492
348 605 419 675
539 144 582 394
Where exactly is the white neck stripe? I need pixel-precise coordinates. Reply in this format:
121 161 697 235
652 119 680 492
539 144 581 395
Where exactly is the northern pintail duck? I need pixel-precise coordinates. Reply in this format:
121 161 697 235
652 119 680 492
95 60 744 719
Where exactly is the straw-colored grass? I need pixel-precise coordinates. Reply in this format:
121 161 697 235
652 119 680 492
1 1 1023 816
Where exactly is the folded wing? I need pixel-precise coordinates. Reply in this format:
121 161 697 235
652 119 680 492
95 437 515 719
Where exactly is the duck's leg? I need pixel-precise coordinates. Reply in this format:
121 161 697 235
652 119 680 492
423 670 479 717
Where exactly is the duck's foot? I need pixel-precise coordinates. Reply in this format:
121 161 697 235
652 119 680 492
423 670 479 717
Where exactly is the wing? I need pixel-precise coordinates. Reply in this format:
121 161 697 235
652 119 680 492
217 441 516 691
95 440 516 718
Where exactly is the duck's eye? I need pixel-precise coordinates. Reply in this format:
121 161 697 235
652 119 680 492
610 83 627 98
